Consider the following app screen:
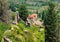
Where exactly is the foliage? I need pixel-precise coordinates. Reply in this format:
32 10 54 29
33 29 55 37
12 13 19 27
0 22 10 41
0 0 11 24
18 5 28 21
9 2 19 12
11 12 16 20
44 2 58 42
2 20 44 42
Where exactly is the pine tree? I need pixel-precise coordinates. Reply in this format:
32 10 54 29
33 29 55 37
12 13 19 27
44 2 58 42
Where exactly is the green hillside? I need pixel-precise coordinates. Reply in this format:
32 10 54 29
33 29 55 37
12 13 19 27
8 0 48 13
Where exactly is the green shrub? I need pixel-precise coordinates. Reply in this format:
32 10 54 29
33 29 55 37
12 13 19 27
0 22 10 41
3 22 44 42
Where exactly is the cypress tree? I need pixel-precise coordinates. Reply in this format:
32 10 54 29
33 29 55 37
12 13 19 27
18 5 28 21
44 2 58 42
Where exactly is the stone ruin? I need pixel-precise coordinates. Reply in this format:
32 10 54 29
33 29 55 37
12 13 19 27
12 11 20 24
26 14 43 26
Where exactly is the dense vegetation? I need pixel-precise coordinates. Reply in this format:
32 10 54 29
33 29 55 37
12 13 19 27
18 5 28 21
0 0 60 42
0 22 10 41
44 2 58 42
0 20 44 42
0 0 11 24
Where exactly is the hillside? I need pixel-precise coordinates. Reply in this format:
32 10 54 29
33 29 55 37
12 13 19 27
0 0 60 42
8 0 60 14
8 0 48 13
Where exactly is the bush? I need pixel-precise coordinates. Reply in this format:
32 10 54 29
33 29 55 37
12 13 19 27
3 22 44 42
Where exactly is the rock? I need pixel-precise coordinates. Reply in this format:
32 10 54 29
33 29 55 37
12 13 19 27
3 36 12 42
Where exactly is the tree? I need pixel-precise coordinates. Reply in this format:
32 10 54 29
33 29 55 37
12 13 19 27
9 2 19 12
42 11 44 20
44 2 58 42
0 0 11 24
18 5 28 21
